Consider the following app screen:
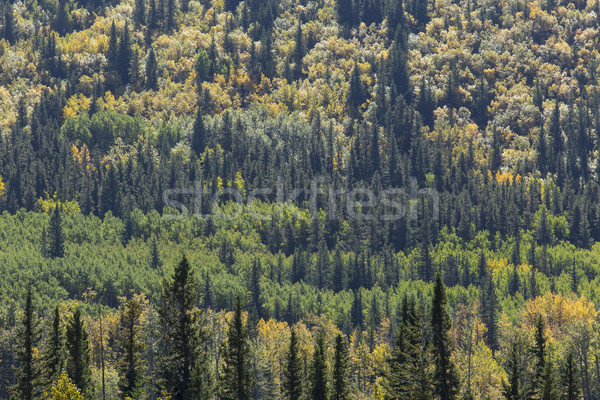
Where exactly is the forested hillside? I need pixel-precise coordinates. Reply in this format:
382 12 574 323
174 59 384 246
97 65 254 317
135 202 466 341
1 0 600 398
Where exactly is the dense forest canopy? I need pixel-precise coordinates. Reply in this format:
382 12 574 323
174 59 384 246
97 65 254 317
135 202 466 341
1 0 600 398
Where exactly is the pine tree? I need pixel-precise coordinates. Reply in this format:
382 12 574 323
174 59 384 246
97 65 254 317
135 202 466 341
332 248 345 293
250 259 263 320
11 286 41 400
310 332 328 400
48 205 65 259
145 47 158 91
158 255 211 400
219 297 254 400
134 0 145 27
149 237 161 270
386 296 431 400
293 22 304 80
3 3 15 45
118 22 132 84
117 296 145 399
502 342 522 400
331 334 349 400
491 126 502 172
431 273 459 400
480 273 499 352
195 48 211 86
41 307 64 391
65 309 93 399
531 315 547 398
108 20 119 69
283 327 302 400
561 352 579 400
348 62 365 117
191 107 207 156
165 0 176 32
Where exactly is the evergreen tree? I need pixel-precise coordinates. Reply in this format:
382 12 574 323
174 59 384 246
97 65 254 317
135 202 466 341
292 22 304 80
65 309 93 399
310 332 328 400
117 296 145 400
283 327 302 400
191 107 207 156
48 205 65 259
561 352 579 400
531 315 547 398
157 255 211 400
480 274 499 352
386 296 431 400
250 259 263 320
108 20 119 69
431 273 459 400
3 3 15 45
502 342 523 400
118 22 132 84
149 237 161 269
195 48 211 86
165 0 177 31
331 334 349 400
41 307 64 391
219 297 254 400
145 47 158 90
11 286 41 400
348 63 365 117
134 0 145 27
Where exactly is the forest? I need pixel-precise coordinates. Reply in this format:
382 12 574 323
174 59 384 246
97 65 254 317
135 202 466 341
1 0 600 398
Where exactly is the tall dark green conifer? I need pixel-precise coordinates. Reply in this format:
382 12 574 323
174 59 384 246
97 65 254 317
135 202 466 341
11 286 41 400
331 334 349 400
66 309 93 399
48 205 65 259
158 255 211 400
41 306 64 391
283 327 302 400
561 352 579 400
191 108 207 156
117 296 145 400
431 273 459 400
309 332 327 400
219 297 254 400
292 22 304 80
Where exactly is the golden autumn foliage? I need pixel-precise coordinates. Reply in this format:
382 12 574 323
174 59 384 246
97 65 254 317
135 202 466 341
522 292 598 341
44 374 84 400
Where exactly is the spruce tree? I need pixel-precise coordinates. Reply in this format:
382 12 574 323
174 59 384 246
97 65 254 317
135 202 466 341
117 296 145 400
219 297 254 400
158 255 211 400
250 259 263 320
11 286 41 400
118 22 132 84
386 296 431 400
41 306 64 391
431 273 459 400
3 3 14 45
191 108 207 156
149 237 161 270
292 22 304 80
561 352 579 400
331 334 349 400
48 205 65 259
107 19 119 70
134 0 145 27
310 332 328 400
65 309 93 399
283 327 302 400
502 342 522 400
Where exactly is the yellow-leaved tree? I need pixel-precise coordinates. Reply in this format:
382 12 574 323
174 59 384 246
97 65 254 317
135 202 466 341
45 374 84 400
0 174 4 197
